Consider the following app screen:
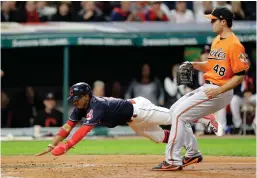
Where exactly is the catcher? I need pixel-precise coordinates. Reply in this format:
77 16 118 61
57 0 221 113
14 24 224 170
36 82 221 157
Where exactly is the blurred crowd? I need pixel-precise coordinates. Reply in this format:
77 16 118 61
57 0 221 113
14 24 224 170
1 1 256 23
1 45 256 136
1 87 63 128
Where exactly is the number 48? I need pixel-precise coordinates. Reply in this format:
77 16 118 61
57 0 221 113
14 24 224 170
213 64 226 76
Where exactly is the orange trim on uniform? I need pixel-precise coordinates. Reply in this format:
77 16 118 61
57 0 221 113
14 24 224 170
169 98 211 164
204 14 218 19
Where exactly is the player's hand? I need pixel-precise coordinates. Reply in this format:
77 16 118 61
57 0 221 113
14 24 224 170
204 88 221 99
51 142 72 156
35 144 55 156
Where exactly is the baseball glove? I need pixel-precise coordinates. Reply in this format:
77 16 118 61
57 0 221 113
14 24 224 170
177 62 194 86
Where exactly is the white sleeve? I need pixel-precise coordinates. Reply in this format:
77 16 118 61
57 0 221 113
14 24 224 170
193 1 203 13
167 10 176 21
164 77 178 97
161 3 170 17
187 10 195 22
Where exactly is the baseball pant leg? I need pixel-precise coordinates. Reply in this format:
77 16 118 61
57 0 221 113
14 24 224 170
165 84 233 166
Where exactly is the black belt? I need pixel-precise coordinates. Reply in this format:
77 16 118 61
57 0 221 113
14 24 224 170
205 80 218 86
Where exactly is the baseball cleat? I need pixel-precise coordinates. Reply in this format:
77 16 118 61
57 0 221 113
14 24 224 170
182 155 203 168
152 161 182 171
203 113 224 136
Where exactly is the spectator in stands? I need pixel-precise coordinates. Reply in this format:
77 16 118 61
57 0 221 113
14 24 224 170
125 63 164 106
226 56 256 134
127 1 149 21
26 86 45 125
160 2 171 18
1 1 17 22
34 93 63 127
8 1 17 11
165 1 193 12
164 64 184 108
36 1 56 21
8 86 44 128
95 1 113 21
241 90 256 134
51 2 74 21
78 1 104 22
93 80 105 97
213 1 232 10
110 80 124 99
241 1 256 20
232 1 245 20
195 1 213 23
168 1 194 23
17 1 41 23
1 91 11 128
231 73 255 133
145 1 168 21
1 69 4 78
4 1 255 23
193 1 203 14
111 1 131 21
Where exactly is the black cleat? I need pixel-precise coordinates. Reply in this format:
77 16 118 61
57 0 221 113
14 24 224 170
152 161 182 171
182 155 203 167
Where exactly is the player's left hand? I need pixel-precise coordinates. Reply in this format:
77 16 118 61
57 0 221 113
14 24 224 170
204 88 221 99
35 144 55 156
51 142 72 156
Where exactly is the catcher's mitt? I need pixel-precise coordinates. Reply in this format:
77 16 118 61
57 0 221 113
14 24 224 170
177 62 194 86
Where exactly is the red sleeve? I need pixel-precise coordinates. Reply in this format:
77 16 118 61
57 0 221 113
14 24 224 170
146 10 157 21
162 14 168 21
67 120 78 128
56 120 78 138
137 12 146 21
113 7 122 14
66 125 94 148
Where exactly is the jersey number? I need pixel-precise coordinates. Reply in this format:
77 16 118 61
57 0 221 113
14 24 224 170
213 64 226 76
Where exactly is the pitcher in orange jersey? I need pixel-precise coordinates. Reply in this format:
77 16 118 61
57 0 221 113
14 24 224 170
153 7 249 171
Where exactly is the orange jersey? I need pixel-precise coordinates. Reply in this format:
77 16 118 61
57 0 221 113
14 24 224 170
203 33 249 86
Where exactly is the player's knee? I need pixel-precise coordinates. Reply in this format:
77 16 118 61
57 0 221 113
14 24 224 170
171 109 187 123
144 131 163 143
148 136 163 143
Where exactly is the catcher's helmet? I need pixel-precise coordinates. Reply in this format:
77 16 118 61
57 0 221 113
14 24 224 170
67 82 92 102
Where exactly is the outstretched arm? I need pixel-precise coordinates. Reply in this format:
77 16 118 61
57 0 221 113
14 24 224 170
51 125 94 156
52 121 76 145
35 120 77 156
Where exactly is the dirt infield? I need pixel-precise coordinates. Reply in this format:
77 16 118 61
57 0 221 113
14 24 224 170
2 155 256 178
